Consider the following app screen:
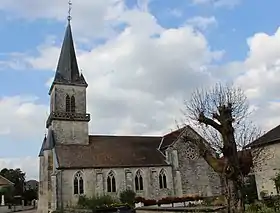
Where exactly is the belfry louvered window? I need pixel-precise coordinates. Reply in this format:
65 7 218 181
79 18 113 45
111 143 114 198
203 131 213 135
66 95 71 112
65 94 76 113
70 95 76 112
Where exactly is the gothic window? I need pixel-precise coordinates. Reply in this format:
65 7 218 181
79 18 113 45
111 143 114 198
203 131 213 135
66 94 71 112
135 170 144 191
159 170 167 189
107 171 116 192
70 95 76 113
73 171 84 195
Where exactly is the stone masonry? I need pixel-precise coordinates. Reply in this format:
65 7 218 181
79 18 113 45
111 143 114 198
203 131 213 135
252 142 280 198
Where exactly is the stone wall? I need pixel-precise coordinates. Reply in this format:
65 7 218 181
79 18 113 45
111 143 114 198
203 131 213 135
167 136 222 197
38 149 53 213
50 83 89 145
252 143 280 199
51 121 89 145
50 84 87 114
58 166 174 207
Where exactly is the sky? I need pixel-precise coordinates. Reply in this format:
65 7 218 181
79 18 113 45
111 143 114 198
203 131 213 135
0 0 280 180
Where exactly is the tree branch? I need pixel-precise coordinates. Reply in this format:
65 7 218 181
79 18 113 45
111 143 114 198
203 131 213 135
198 112 222 133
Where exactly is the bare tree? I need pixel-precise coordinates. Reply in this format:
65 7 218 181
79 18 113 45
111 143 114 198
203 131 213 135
181 83 264 213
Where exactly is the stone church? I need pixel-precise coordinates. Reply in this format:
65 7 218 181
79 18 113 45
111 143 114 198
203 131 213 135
37 20 222 213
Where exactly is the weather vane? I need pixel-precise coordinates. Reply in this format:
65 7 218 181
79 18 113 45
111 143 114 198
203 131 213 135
67 0 72 22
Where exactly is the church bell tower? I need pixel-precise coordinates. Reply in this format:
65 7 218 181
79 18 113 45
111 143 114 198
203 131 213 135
46 19 90 145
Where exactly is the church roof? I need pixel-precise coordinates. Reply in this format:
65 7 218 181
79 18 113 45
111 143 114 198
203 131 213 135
50 22 87 93
245 124 280 148
160 127 185 149
38 129 55 157
38 135 47 157
55 135 169 169
0 175 14 186
45 129 55 150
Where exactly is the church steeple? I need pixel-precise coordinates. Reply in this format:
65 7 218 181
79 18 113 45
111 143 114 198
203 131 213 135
46 3 90 145
49 21 87 94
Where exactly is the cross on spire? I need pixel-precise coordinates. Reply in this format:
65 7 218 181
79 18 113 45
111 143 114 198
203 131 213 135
67 0 72 22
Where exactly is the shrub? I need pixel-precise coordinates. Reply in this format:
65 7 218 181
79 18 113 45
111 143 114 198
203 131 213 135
262 195 280 208
202 197 213 206
260 190 268 199
119 189 136 206
246 203 262 212
77 195 116 210
246 200 280 213
212 196 226 206
78 195 90 208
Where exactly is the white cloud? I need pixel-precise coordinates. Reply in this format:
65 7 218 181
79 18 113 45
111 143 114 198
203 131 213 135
192 0 241 8
235 28 280 102
186 16 217 30
0 96 47 139
0 95 46 180
0 157 38 180
0 0 126 39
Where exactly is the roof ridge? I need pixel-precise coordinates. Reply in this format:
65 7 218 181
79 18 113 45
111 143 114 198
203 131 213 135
89 134 162 138
246 124 280 148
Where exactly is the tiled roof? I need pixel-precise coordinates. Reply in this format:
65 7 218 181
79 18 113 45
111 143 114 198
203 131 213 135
159 127 185 150
38 129 55 157
0 175 13 186
38 135 47 157
245 124 280 148
55 135 169 169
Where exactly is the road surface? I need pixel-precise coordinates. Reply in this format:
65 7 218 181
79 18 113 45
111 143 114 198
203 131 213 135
21 209 36 213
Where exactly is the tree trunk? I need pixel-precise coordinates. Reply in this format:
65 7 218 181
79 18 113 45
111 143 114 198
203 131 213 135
224 176 245 213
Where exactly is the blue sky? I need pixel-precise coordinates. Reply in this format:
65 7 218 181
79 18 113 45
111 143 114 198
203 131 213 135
0 0 280 179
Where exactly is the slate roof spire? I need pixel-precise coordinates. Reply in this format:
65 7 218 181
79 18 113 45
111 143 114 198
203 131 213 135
49 5 87 93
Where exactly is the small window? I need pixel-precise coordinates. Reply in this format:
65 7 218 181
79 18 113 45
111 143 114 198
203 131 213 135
73 171 84 195
66 95 71 112
107 171 116 192
159 170 167 189
135 170 144 191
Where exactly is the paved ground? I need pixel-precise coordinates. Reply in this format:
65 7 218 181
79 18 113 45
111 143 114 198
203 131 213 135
20 209 36 213
0 206 36 213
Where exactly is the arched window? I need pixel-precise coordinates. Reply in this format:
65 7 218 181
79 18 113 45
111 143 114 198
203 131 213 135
66 95 71 112
107 171 116 192
135 170 144 191
73 171 84 195
159 170 167 189
70 95 76 113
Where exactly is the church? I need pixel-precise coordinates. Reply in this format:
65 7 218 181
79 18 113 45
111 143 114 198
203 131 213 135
37 19 222 213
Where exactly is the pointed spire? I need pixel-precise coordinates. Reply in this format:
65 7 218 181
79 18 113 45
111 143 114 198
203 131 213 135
53 22 87 85
49 3 87 93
